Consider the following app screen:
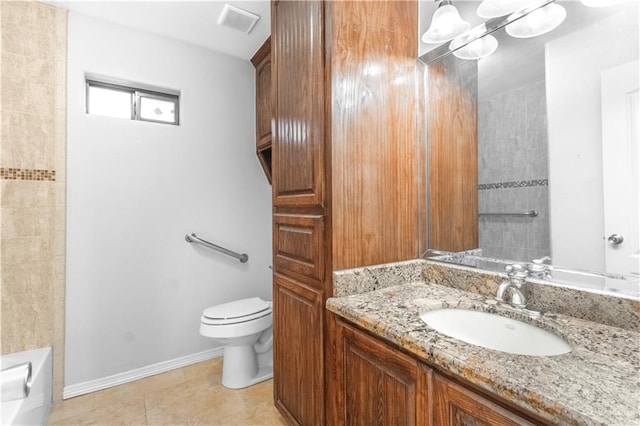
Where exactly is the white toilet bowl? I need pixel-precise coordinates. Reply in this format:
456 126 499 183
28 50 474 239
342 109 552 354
199 297 273 389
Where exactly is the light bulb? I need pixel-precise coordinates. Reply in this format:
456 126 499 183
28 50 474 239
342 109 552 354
580 0 630 6
477 0 531 18
506 3 566 38
450 26 499 60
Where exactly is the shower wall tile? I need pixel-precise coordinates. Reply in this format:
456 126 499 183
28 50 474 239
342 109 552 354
1 0 67 402
1 292 54 353
1 180 55 206
1 110 56 170
0 1 55 61
1 205 55 237
479 186 550 262
479 80 548 185
478 80 550 262
1 259 55 296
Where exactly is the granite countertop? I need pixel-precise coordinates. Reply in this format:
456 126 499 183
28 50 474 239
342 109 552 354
326 282 640 425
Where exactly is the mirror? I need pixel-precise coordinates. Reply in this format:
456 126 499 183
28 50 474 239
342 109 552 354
419 0 639 298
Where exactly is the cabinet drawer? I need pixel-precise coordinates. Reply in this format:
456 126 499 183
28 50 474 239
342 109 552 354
274 214 324 283
433 373 536 426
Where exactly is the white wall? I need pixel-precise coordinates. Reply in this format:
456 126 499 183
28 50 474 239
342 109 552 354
66 13 272 388
546 9 638 272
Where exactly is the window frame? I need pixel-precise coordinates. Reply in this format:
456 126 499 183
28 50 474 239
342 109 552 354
85 78 180 126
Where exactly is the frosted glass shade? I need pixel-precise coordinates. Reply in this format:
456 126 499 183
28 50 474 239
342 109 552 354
580 0 629 6
506 3 566 38
477 0 530 18
422 2 471 44
449 24 499 60
451 34 499 60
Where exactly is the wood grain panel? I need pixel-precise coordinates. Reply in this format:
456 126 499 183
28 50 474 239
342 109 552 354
273 214 324 283
333 320 428 426
251 37 273 183
273 274 324 425
255 53 272 149
433 374 535 426
428 55 479 252
272 0 325 207
327 0 422 270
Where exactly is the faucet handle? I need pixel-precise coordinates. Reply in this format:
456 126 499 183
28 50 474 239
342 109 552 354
528 256 553 277
505 263 528 281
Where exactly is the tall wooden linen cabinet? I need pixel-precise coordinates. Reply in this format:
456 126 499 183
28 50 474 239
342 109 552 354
268 1 424 424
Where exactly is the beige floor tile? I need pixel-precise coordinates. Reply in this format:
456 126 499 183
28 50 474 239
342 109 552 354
229 381 286 426
144 375 254 425
181 357 223 381
48 393 95 424
48 397 146 426
47 360 282 426
92 368 186 408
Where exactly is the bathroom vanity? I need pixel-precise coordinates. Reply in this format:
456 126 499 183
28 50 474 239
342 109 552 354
326 259 640 425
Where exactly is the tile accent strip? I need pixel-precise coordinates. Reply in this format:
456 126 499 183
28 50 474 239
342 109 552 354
478 179 547 190
1 168 56 181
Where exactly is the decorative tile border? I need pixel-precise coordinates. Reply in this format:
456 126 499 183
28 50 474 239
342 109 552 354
1 168 56 181
478 179 547 190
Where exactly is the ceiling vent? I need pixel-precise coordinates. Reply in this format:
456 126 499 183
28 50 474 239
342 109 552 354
217 4 261 34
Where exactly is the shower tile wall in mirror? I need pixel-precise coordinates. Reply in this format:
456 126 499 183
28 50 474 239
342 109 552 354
419 0 639 297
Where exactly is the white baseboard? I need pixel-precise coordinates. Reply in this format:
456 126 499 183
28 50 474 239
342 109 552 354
62 347 223 399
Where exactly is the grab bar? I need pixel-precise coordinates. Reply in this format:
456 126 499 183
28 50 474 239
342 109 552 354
479 210 538 217
185 233 249 263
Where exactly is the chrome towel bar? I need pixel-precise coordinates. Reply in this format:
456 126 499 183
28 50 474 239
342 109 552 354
479 210 538 217
185 233 248 263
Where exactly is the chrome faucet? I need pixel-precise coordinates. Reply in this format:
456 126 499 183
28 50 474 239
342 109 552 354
496 264 541 318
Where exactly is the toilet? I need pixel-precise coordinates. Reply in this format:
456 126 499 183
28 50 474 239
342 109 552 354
199 297 273 389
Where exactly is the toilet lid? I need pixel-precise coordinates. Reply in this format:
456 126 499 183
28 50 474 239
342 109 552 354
203 297 271 320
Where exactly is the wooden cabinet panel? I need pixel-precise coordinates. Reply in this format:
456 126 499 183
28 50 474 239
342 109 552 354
327 0 423 270
251 36 272 149
272 0 325 207
333 320 428 426
428 55 478 252
251 37 273 183
273 274 324 425
255 59 272 149
433 374 536 426
274 214 324 284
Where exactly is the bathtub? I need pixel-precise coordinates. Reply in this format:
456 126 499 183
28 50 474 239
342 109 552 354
1 347 52 426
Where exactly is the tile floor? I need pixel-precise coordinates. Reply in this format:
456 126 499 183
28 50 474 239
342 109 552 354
48 357 287 425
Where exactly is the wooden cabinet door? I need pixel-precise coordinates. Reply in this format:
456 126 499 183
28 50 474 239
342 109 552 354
271 0 325 208
254 46 272 149
251 37 273 183
433 373 536 426
273 214 325 284
273 274 324 425
334 320 429 426
251 37 272 150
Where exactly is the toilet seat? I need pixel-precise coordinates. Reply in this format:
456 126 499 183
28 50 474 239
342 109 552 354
201 297 272 326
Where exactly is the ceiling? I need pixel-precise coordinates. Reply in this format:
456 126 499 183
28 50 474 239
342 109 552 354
49 1 271 61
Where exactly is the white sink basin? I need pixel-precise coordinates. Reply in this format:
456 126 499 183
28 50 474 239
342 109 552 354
419 309 572 356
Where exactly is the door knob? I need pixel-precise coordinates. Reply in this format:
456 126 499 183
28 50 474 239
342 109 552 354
607 234 624 245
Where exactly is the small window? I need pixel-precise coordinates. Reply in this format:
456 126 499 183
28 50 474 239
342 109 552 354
86 78 179 125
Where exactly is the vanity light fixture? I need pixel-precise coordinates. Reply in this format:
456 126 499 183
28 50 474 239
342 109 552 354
450 24 499 60
505 2 566 38
422 0 471 44
476 0 531 18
